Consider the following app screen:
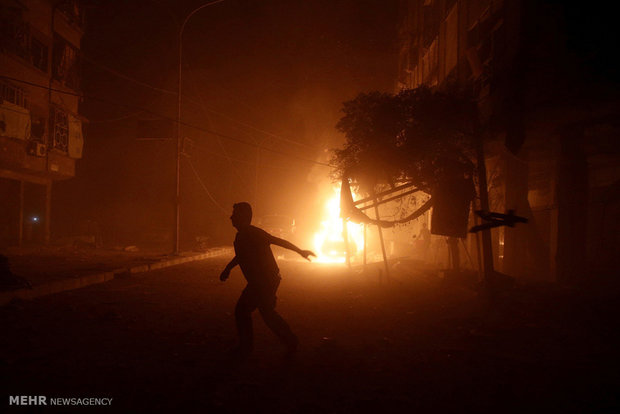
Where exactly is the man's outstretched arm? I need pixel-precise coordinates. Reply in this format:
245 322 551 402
269 236 316 261
220 256 239 281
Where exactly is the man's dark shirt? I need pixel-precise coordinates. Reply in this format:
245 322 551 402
234 225 280 286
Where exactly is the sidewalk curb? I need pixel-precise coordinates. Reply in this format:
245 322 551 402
0 247 232 307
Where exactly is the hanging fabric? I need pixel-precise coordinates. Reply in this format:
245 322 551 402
68 114 83 159
0 101 31 140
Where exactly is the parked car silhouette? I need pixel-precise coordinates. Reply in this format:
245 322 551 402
320 239 358 258
257 215 296 239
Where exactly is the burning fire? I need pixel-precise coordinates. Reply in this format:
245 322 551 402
313 186 365 263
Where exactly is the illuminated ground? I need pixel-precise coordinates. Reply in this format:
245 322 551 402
1 256 618 412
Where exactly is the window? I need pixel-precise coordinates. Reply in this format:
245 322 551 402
0 6 50 73
30 36 49 72
50 107 68 152
52 34 80 90
0 6 29 59
1 80 29 109
58 0 85 28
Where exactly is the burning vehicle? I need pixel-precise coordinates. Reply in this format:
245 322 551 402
258 215 296 240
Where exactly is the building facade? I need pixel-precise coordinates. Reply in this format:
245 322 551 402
1 0 85 246
397 0 620 282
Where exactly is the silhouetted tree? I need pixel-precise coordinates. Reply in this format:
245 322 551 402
332 86 476 196
332 86 500 283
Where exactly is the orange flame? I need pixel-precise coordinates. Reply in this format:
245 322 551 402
313 186 365 263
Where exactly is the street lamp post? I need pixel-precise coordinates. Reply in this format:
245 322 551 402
175 0 225 254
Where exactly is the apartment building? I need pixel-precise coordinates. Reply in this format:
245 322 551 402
397 0 620 281
1 0 85 246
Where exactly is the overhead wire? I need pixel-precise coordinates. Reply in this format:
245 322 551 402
185 156 229 216
190 140 306 172
186 66 253 193
81 54 177 96
80 54 317 150
89 110 145 123
1 74 330 168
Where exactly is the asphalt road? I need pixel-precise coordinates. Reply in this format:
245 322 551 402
1 256 618 412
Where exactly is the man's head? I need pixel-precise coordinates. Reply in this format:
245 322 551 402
231 202 252 229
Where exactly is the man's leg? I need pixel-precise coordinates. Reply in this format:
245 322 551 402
257 281 298 352
234 285 258 353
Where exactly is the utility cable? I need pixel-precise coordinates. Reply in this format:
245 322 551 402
1 75 330 168
185 156 229 216
89 110 145 123
190 141 304 172
187 68 253 191
81 54 177 96
80 54 317 149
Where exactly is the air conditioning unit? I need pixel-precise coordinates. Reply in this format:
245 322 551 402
27 141 47 157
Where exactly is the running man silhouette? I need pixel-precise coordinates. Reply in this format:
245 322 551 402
220 202 315 356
